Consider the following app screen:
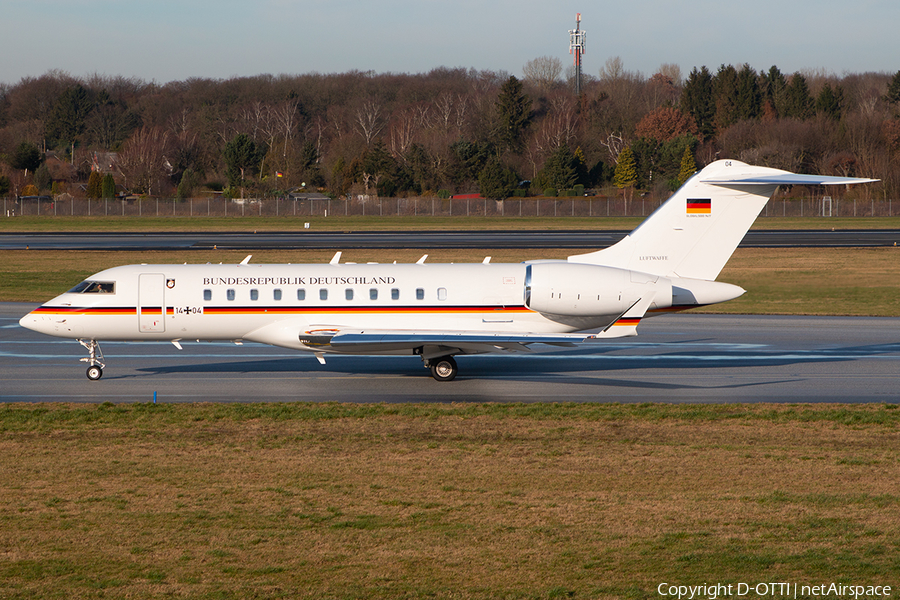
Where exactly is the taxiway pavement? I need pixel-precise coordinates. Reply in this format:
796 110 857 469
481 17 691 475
3 303 897 403
2 230 899 250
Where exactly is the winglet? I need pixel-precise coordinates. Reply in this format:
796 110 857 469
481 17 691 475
330 251 342 265
589 293 656 339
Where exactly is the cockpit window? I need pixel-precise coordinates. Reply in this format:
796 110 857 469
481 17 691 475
67 281 115 294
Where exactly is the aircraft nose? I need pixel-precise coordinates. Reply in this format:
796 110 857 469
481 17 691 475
19 311 44 332
19 308 83 338
19 310 61 336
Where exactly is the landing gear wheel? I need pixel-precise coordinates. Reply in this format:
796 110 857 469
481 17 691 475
429 356 458 382
86 365 103 381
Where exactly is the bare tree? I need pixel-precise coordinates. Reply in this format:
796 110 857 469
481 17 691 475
354 99 385 146
116 126 171 194
601 132 627 164
523 56 564 91
274 98 301 157
533 93 579 153
390 105 427 158
454 93 470 132
656 63 683 87
598 56 626 82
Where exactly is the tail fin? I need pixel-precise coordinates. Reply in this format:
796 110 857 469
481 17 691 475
569 160 877 281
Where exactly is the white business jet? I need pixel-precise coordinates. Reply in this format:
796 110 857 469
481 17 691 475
19 160 875 381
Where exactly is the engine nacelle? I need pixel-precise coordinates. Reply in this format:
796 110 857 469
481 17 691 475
524 262 673 318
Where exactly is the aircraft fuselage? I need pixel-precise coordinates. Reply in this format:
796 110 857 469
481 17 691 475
22 261 718 352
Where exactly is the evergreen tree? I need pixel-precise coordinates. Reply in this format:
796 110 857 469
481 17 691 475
713 65 740 130
760 65 788 117
573 146 589 186
677 146 697 186
223 133 262 191
360 140 397 196
782 74 813 119
101 173 116 199
0 175 10 197
9 142 43 174
45 85 93 150
406 144 435 192
885 70 900 106
816 83 844 121
613 147 638 191
630 137 661 188
681 66 716 139
494 76 532 153
449 140 493 185
86 170 103 199
538 146 578 191
176 169 198 199
34 164 52 192
734 64 761 121
478 156 517 200
298 140 320 185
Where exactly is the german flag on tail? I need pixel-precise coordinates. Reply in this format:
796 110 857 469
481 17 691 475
686 198 711 214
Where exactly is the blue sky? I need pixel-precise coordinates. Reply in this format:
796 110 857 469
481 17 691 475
2 0 898 85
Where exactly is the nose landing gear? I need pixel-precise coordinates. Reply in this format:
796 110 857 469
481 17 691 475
78 339 105 380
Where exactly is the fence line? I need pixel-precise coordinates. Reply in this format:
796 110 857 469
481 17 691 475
2 196 896 219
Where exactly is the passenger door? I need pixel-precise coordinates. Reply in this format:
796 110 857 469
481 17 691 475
138 273 166 333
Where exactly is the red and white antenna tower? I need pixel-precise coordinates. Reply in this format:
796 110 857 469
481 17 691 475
569 13 586 95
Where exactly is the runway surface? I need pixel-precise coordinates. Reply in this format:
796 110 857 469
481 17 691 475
2 229 899 250
3 303 898 403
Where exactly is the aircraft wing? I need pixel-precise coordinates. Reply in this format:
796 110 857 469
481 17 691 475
323 330 587 358
314 294 658 356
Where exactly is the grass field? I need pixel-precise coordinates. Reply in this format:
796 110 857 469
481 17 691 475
1 402 899 599
3 246 899 316
3 219 899 598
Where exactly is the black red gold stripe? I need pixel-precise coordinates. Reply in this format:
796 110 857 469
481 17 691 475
31 306 135 316
611 317 641 326
31 305 532 316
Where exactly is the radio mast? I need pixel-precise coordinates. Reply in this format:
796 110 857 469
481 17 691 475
569 13 586 95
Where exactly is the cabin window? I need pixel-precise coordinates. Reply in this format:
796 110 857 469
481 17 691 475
369 288 378 300
319 288 328 301
250 289 259 301
391 288 400 300
345 289 354 301
416 288 425 300
227 289 236 301
203 289 212 301
437 287 448 301
297 289 306 301
273 289 282 301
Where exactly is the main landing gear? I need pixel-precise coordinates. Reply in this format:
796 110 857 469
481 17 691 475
423 355 458 382
78 339 105 380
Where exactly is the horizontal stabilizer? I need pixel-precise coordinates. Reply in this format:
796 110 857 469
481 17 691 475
701 173 879 186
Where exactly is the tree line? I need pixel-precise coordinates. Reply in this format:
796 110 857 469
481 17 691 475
1 60 899 201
